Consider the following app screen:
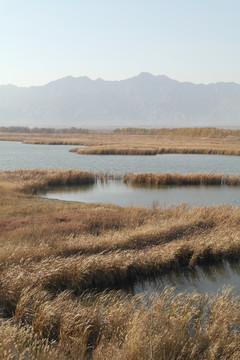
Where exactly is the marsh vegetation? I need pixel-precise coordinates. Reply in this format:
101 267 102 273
1 168 240 358
2 127 240 358
2 169 240 194
2 126 240 156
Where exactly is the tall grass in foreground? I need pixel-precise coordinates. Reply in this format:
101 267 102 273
2 172 240 358
1 289 240 359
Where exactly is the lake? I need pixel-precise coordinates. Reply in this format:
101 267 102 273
2 140 240 207
2 140 240 295
44 180 240 208
1 140 240 174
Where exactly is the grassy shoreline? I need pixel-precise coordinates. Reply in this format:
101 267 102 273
2 169 240 358
2 128 240 157
125 172 240 186
1 169 240 195
70 146 240 156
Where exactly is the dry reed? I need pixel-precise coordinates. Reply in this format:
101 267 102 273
127 172 240 186
0 169 96 194
71 146 240 156
2 170 240 358
2 128 240 157
1 170 240 199
2 288 240 359
70 147 159 155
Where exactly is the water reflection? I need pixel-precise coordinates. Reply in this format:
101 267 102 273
49 183 96 193
44 180 240 208
2 140 240 174
131 260 240 297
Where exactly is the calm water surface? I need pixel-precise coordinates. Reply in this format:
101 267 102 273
132 260 240 297
2 141 240 294
44 180 240 207
2 140 240 207
1 140 240 173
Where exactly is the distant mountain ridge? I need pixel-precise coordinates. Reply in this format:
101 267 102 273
0 73 240 128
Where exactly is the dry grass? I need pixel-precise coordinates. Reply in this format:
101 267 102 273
0 320 61 360
70 147 159 155
126 172 240 186
114 126 240 138
2 288 240 359
1 170 240 198
2 128 240 156
71 146 240 156
0 169 127 195
2 169 240 358
0 169 96 194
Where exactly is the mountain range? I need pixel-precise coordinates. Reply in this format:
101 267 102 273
0 73 240 128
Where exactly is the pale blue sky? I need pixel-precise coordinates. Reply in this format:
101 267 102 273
1 0 240 86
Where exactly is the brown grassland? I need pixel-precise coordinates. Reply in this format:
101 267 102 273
1 169 240 358
124 172 240 186
1 127 240 156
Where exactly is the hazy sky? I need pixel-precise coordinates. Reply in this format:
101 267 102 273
1 0 240 86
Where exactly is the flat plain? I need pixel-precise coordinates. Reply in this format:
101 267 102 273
1 127 240 155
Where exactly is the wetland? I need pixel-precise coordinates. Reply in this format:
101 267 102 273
2 130 240 359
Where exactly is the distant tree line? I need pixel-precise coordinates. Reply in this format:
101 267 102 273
2 126 240 138
114 127 240 138
0 126 91 134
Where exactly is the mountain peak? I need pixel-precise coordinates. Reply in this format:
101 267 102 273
138 72 154 78
0 74 240 128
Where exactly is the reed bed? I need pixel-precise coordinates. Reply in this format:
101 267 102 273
2 129 240 157
0 169 96 194
2 288 240 359
157 147 240 156
0 169 124 195
115 126 240 138
127 172 240 186
2 204 239 306
71 146 240 156
1 169 240 199
70 147 159 155
2 171 240 358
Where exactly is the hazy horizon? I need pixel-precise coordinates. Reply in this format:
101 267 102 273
1 1 240 87
1 72 240 88
1 73 240 128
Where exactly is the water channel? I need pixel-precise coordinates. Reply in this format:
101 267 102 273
44 180 240 208
1 140 240 296
1 140 240 174
131 260 240 297
2 140 240 208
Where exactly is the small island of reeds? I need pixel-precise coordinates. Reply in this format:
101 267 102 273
2 126 240 157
